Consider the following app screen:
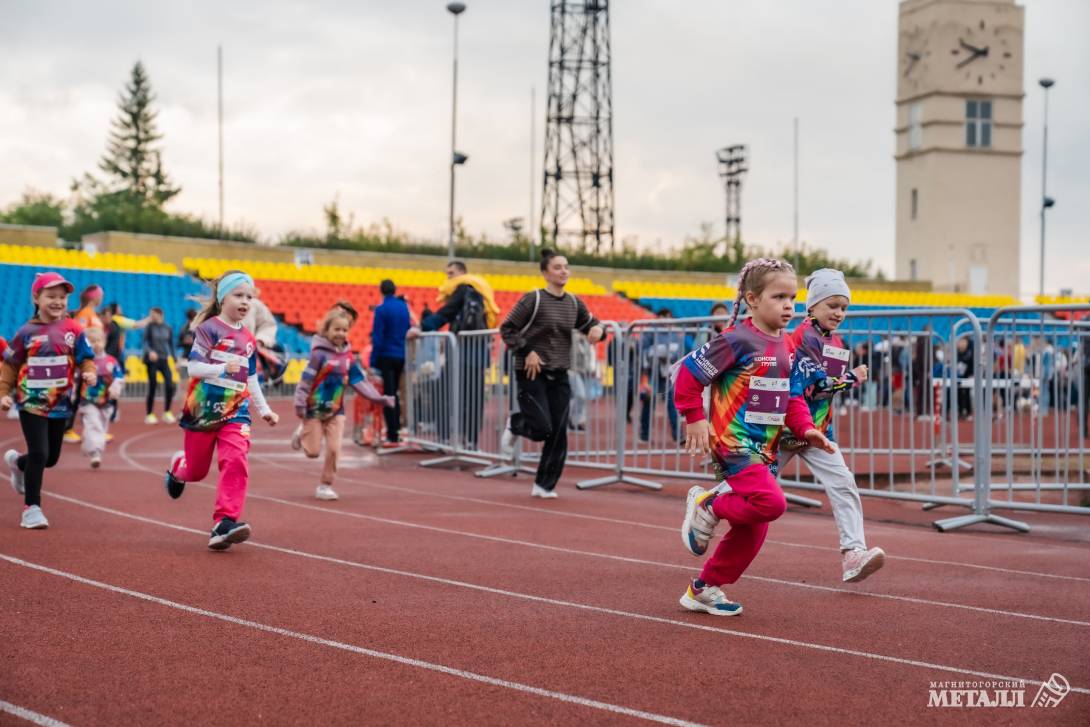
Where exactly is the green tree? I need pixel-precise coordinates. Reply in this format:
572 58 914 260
96 61 180 205
0 189 65 228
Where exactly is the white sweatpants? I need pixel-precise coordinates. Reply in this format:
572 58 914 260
778 445 867 552
80 404 112 459
568 371 588 427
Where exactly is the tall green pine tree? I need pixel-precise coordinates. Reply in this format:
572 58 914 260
98 61 180 206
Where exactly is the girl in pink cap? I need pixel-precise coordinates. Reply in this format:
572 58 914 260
2 272 97 529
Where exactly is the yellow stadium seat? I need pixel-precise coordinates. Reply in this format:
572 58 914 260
182 256 607 295
0 244 177 275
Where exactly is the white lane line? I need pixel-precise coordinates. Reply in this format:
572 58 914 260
34 493 1090 695
0 554 701 727
43 484 1090 629
125 434 1090 579
257 455 1090 592
248 451 1090 583
101 437 1090 622
0 699 72 727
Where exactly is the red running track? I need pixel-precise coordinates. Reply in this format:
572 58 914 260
1 401 1088 726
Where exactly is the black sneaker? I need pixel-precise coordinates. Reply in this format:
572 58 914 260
164 451 186 499
208 518 252 551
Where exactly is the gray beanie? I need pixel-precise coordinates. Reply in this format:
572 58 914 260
805 268 851 309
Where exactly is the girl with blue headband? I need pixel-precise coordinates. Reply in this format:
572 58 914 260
164 269 280 550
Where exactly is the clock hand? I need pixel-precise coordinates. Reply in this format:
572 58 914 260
959 38 984 54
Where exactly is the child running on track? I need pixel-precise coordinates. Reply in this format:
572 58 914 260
164 270 279 550
78 327 125 469
2 272 96 529
779 269 885 582
291 307 394 500
674 258 833 616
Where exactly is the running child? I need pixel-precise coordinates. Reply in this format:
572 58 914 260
291 307 394 500
79 327 125 469
674 258 833 616
780 268 885 582
164 270 279 550
2 272 96 529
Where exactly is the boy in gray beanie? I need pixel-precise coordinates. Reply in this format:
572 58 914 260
782 268 885 582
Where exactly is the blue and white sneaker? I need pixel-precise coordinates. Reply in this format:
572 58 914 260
681 485 720 556
679 581 743 616
164 451 186 499
208 518 252 551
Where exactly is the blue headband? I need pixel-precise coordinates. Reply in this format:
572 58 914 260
217 272 254 304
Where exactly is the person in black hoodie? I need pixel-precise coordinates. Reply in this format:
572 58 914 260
142 307 175 424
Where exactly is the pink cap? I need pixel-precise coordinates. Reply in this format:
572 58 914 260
31 271 75 297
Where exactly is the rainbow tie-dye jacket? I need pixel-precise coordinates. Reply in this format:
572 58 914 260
680 319 807 477
785 316 858 445
2 318 94 418
294 335 370 420
180 316 258 432
80 353 125 407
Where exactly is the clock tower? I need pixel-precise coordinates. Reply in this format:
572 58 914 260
895 0 1024 296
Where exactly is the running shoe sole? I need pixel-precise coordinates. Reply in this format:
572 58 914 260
843 548 886 583
208 523 252 551
679 593 743 616
681 485 709 556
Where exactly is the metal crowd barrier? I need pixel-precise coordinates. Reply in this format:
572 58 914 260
382 303 1090 534
977 305 1090 521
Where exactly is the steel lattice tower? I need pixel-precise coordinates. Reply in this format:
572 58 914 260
717 145 748 245
541 0 614 254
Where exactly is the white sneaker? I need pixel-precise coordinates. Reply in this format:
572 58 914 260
315 484 339 501
90 455 102 469
842 547 886 583
291 424 303 452
5 450 24 495
145 414 158 425
500 427 516 459
681 485 721 556
21 505 49 529
163 411 176 424
679 581 742 616
531 483 558 499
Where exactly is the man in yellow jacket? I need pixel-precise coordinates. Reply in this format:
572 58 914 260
407 260 499 450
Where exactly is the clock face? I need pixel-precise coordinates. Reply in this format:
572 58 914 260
898 20 939 95
949 16 1018 87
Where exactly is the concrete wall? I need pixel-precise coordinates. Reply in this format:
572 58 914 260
0 223 58 248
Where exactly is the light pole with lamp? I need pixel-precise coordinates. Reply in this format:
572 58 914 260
1038 77 1055 298
447 2 468 260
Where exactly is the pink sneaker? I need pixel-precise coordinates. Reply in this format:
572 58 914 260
842 547 885 583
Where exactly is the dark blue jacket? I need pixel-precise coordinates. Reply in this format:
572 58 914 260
370 296 411 365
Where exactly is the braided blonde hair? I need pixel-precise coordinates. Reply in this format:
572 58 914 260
728 257 797 327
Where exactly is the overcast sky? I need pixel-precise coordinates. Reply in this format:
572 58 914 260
3 0 1087 295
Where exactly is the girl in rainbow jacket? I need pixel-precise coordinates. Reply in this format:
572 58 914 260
674 258 833 616
164 270 279 551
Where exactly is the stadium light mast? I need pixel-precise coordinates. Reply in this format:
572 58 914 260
1038 77 1055 298
217 44 225 234
446 2 468 261
716 145 748 248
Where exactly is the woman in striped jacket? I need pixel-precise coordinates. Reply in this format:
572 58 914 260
500 249 605 498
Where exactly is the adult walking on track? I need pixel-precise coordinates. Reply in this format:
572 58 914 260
500 249 605 498
370 279 411 446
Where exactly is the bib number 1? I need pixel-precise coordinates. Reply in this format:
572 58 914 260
822 344 851 378
27 355 70 390
744 375 789 425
